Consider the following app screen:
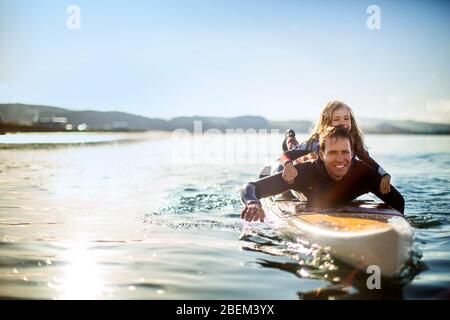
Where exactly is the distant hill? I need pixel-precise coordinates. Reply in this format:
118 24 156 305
1 103 449 134
358 118 450 134
269 120 313 133
0 103 167 131
169 115 271 131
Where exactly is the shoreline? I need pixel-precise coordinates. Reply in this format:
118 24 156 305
0 130 172 148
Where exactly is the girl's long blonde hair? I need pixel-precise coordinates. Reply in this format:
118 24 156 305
309 100 366 156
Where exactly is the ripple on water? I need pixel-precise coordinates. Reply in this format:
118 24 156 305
239 227 338 279
142 189 243 231
141 213 242 232
158 193 241 214
407 214 445 229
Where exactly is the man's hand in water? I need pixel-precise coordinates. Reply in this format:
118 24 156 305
282 162 297 184
380 175 391 194
241 203 265 222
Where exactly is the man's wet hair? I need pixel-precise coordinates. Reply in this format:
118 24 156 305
319 125 353 152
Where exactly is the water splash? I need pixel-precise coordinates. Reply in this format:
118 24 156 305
141 189 243 231
158 193 240 214
407 214 444 229
239 227 338 280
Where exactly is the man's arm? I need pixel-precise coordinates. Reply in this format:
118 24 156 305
241 172 292 205
358 149 391 194
357 149 386 175
240 172 293 222
372 185 405 214
362 165 405 214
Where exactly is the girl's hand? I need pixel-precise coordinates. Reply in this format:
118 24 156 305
380 175 391 194
303 153 317 162
282 162 298 184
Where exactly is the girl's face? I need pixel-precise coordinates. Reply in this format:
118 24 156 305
331 107 352 130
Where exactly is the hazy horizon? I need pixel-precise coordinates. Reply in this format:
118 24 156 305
1 0 449 123
2 101 450 125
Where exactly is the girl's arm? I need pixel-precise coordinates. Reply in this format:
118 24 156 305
280 139 318 184
280 139 319 165
280 149 309 165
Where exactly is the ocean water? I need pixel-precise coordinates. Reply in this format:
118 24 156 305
0 132 449 299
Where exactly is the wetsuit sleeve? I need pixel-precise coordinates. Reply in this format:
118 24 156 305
240 172 292 206
363 166 405 213
373 186 405 214
280 139 317 164
280 149 310 164
358 149 390 177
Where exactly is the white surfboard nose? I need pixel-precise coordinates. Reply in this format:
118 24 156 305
263 199 413 278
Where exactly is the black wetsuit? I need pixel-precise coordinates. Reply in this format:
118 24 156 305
241 158 405 213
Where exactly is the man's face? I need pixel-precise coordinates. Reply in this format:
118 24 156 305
319 137 353 180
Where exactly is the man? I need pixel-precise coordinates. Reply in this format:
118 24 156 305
240 126 405 222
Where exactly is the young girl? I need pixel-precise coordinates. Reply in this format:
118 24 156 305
281 100 391 194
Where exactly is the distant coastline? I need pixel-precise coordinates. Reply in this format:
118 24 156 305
0 122 146 135
1 103 449 135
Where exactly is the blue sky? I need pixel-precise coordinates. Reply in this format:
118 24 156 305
0 0 449 122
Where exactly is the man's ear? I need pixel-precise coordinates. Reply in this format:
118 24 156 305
319 150 324 161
